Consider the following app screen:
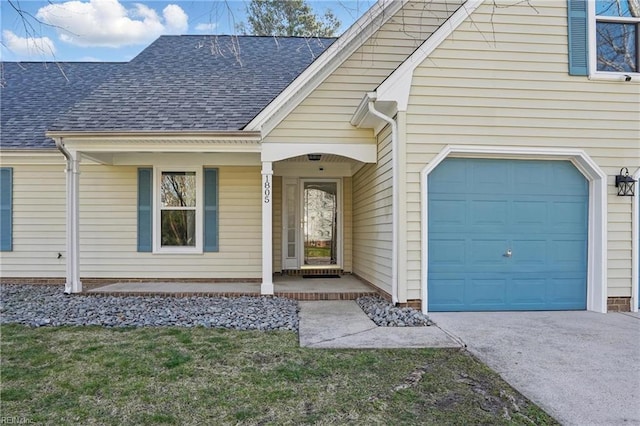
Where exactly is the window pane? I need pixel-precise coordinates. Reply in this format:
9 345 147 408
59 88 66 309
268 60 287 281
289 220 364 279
161 210 196 247
161 172 196 207
596 0 639 17
596 22 638 72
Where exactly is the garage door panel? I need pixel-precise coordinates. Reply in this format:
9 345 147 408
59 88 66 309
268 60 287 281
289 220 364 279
470 239 507 267
512 201 547 227
429 277 465 309
511 240 546 265
428 158 588 312
551 239 588 265
429 199 466 228
468 278 507 306
429 239 465 267
471 200 508 226
471 161 508 194
509 278 547 306
551 201 588 231
548 278 586 307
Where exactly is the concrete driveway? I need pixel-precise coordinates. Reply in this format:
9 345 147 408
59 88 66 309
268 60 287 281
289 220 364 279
430 311 640 426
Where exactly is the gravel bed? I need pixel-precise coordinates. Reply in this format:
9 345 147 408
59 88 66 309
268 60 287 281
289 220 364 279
356 295 433 326
0 284 298 331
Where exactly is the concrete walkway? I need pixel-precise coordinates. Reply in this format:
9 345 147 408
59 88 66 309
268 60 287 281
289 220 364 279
299 303 640 425
430 311 640 426
298 301 460 348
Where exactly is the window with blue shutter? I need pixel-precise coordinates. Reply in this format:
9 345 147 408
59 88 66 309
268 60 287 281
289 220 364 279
137 168 153 252
568 0 589 75
0 168 13 251
203 168 219 252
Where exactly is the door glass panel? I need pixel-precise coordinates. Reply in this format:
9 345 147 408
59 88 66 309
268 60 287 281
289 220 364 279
285 184 297 259
303 182 337 266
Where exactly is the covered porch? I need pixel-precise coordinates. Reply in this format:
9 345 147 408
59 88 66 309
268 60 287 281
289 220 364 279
85 274 378 300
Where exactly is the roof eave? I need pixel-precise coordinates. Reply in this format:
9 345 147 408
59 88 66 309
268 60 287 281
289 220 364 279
46 130 262 142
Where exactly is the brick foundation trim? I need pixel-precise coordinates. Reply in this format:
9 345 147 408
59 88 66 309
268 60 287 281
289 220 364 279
0 278 65 285
607 297 631 312
397 300 422 309
351 274 391 301
282 269 344 276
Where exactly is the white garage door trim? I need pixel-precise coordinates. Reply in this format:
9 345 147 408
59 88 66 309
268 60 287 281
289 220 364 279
420 145 608 314
632 167 640 313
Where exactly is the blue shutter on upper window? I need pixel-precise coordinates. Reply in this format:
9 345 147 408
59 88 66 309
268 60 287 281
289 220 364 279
0 168 13 251
137 168 153 252
568 0 589 75
203 168 219 252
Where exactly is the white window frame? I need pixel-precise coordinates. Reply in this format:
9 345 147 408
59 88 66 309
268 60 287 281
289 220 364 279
589 0 640 81
153 166 203 254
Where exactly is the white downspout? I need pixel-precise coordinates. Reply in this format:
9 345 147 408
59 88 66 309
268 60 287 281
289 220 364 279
367 97 399 305
55 138 81 294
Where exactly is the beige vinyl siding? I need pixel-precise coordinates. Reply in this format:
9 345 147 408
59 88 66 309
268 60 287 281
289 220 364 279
264 0 463 144
79 164 262 279
0 162 66 278
403 1 640 299
352 125 393 294
272 176 282 272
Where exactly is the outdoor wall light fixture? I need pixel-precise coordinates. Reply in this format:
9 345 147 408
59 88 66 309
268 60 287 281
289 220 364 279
307 154 322 161
615 167 636 196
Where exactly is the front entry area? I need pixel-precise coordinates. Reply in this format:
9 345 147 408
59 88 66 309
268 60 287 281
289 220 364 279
282 178 342 270
427 158 589 312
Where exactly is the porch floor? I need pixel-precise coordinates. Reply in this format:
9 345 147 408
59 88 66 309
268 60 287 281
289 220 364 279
86 274 379 301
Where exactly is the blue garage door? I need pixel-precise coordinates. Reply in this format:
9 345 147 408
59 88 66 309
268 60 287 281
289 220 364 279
428 158 588 311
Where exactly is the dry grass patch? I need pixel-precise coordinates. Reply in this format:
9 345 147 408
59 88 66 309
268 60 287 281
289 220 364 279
1 325 558 425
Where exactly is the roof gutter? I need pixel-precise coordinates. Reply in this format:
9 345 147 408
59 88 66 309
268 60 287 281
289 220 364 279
55 137 81 294
46 130 262 139
366 94 399 305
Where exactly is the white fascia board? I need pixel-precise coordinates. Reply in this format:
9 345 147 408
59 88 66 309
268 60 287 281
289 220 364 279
376 0 483 110
245 0 408 136
61 139 262 154
262 142 376 163
0 150 64 164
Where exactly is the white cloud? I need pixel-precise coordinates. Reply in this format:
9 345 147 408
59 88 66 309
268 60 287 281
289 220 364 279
2 30 57 59
195 22 217 32
35 0 189 48
163 4 188 34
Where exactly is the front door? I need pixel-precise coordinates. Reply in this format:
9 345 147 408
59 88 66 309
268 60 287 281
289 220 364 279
282 178 341 270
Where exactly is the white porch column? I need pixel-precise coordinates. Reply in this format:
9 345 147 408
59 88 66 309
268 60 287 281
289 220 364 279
261 161 274 295
65 152 82 293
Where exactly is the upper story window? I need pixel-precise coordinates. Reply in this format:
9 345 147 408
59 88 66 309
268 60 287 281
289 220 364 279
594 0 639 73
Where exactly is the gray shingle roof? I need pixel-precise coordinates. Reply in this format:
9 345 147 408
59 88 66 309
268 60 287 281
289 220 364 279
1 62 122 149
50 35 336 133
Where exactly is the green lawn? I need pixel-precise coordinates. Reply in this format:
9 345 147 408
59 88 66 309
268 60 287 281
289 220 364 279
1 325 557 425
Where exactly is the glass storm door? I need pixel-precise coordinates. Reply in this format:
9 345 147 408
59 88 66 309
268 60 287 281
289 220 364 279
302 180 338 267
282 179 340 269
282 179 299 270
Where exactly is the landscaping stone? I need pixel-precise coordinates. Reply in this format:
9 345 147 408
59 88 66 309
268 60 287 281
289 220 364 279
0 284 299 331
356 295 433 327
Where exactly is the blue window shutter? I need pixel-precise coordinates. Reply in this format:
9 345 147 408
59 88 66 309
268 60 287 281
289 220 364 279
203 168 219 252
137 168 153 252
568 0 589 75
0 168 13 251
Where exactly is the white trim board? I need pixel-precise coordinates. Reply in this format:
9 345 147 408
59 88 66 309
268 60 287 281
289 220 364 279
632 167 640 312
420 145 608 314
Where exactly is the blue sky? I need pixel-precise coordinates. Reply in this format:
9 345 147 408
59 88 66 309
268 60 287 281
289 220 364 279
1 0 375 62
